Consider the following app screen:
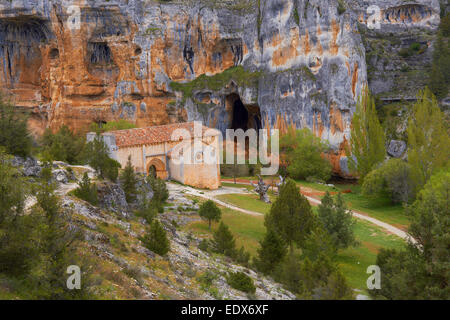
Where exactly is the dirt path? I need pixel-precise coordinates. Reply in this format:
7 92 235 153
167 183 263 217
220 180 415 243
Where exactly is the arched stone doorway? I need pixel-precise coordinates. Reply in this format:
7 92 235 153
147 158 167 179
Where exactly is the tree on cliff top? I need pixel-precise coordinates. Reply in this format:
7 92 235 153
0 95 32 157
347 86 386 184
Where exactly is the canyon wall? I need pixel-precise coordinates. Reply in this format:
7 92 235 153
0 0 441 175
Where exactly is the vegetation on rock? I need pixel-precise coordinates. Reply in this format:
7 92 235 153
72 172 98 206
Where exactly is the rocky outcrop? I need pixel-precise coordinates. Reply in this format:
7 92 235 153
96 181 129 215
11 156 42 176
387 139 406 158
348 0 440 101
0 0 441 176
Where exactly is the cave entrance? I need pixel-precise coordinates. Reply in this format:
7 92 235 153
226 93 262 163
227 93 261 132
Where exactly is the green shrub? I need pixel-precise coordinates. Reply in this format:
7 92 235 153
83 133 121 181
198 239 210 252
90 120 136 133
198 270 218 291
0 96 32 157
226 271 256 294
135 202 157 224
72 172 98 205
279 127 332 181
147 174 168 208
337 0 346 15
212 222 236 258
41 125 85 164
141 220 170 256
362 159 415 204
235 246 251 267
398 48 411 58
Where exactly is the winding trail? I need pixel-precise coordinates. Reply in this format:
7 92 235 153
167 183 262 217
169 181 415 243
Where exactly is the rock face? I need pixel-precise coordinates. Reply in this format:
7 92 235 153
96 181 129 215
387 139 406 158
11 156 42 176
348 0 440 101
0 0 441 175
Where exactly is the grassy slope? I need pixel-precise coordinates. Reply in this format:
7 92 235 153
185 193 405 293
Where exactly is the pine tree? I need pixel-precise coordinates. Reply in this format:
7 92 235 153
235 246 251 267
0 149 36 276
83 133 120 181
198 200 221 230
265 179 315 252
348 86 386 184
120 155 138 203
371 170 450 300
147 174 168 209
0 95 32 157
212 222 236 257
254 229 287 274
407 88 450 193
73 172 98 205
318 192 356 250
35 166 91 299
142 219 170 256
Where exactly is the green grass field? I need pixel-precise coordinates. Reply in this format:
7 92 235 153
183 193 406 293
295 180 410 229
221 176 410 229
184 197 265 255
215 193 273 214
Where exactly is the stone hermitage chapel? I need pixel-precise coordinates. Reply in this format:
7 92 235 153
87 122 221 189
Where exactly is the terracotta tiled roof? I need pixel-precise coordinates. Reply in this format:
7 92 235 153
106 122 219 148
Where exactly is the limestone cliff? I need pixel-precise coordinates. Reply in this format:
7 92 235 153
0 0 441 175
